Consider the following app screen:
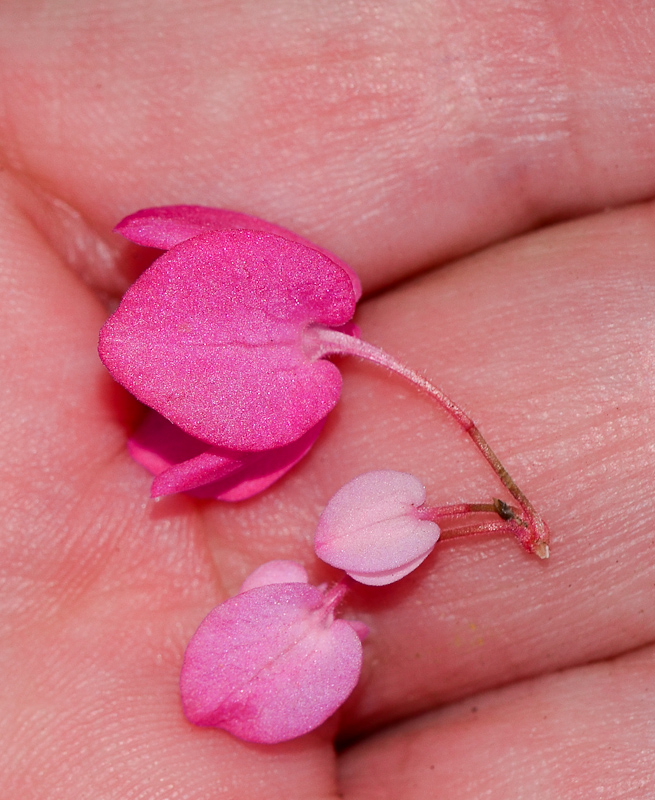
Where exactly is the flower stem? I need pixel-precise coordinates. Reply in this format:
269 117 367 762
439 520 521 540
320 578 350 620
308 326 550 559
420 499 516 522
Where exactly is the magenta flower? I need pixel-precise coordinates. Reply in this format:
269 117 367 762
101 205 360 451
180 561 366 743
314 471 441 585
99 206 362 500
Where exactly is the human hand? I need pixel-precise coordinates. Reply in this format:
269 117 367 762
1 1 653 797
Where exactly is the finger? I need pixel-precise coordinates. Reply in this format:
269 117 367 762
206 199 655 735
0 181 341 799
339 645 655 799
1 1 655 292
0 172 209 618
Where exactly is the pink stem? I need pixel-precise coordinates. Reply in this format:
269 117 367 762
307 327 550 559
321 577 350 616
420 500 508 522
439 520 521 540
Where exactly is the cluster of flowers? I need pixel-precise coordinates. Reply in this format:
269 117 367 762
99 206 549 744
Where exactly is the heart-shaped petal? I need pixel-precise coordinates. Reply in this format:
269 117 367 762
115 205 362 299
99 229 357 450
314 471 441 586
180 581 363 743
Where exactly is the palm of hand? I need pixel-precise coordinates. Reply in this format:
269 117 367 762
1 2 654 797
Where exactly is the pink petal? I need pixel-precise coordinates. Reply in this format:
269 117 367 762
346 620 370 641
150 451 243 497
344 555 435 587
99 230 356 451
115 205 362 300
197 423 325 502
128 410 214 475
239 561 309 593
314 471 441 586
129 411 325 501
180 582 363 743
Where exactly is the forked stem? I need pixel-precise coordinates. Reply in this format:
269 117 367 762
419 500 512 522
307 326 550 559
439 520 522 541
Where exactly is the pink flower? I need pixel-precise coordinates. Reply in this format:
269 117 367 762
180 561 366 743
99 206 360 499
100 206 360 451
314 471 441 585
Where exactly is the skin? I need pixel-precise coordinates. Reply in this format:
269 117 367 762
0 0 654 797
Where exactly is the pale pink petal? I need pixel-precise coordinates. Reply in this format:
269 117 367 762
128 411 324 500
115 205 362 299
239 561 309 593
314 471 441 586
99 230 356 450
346 620 370 641
180 583 363 743
345 555 432 587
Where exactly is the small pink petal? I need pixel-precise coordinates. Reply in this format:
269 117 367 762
180 582 363 743
151 451 242 497
200 423 325 502
129 411 324 501
346 620 370 641
335 320 361 339
239 561 309 593
345 556 433 587
127 409 209 473
314 471 441 586
99 230 356 450
115 205 362 299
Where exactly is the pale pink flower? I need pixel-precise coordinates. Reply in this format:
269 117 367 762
315 471 441 585
180 561 366 743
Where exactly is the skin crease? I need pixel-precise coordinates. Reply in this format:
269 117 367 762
0 0 654 798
